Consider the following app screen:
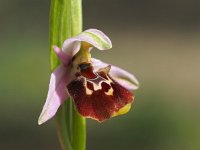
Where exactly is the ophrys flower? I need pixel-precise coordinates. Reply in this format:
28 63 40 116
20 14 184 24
38 29 139 125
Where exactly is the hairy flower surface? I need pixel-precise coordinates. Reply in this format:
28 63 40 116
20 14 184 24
38 29 139 125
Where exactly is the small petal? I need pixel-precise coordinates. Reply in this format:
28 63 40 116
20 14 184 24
91 58 139 90
38 65 71 125
62 29 112 57
53 45 71 66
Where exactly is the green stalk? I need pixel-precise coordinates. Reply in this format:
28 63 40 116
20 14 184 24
70 1 86 150
50 0 72 149
49 0 86 150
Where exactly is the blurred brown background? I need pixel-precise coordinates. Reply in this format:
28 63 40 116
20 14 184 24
0 0 200 149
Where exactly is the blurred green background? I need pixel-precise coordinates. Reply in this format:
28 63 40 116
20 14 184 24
0 0 200 149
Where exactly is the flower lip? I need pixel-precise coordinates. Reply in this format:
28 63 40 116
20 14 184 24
67 66 134 122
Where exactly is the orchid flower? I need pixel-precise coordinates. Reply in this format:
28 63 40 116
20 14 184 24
38 29 139 125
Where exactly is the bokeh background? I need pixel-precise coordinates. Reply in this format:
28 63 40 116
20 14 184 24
0 0 200 149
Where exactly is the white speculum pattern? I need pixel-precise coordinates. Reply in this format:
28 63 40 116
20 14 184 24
84 74 114 96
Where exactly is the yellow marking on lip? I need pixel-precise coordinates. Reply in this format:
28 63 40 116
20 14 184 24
84 78 93 95
105 87 113 96
86 87 93 95
112 103 132 117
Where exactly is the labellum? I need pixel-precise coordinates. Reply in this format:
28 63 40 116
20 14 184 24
67 62 134 122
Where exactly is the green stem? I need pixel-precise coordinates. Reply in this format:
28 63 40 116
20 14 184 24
55 102 73 150
70 1 86 150
49 0 85 150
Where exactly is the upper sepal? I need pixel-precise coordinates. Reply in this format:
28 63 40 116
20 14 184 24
62 29 112 57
